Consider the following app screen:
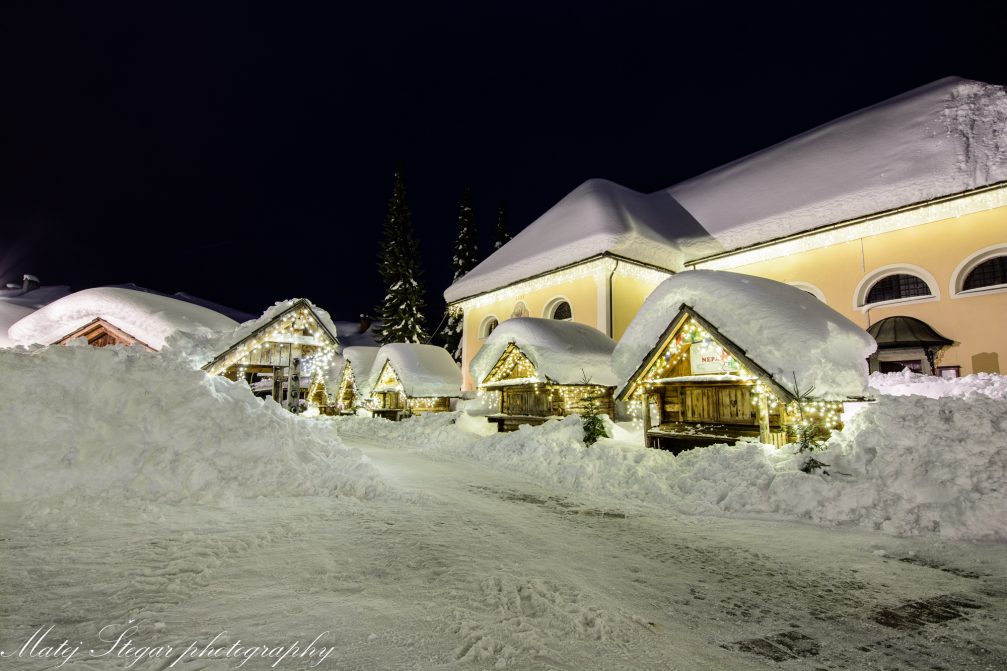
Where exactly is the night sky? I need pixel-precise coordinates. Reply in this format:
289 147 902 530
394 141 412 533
2 2 1005 327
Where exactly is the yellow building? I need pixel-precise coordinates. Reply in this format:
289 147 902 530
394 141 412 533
446 77 1007 387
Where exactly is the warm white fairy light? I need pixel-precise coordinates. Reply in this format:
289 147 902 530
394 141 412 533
691 183 1007 271
451 256 672 311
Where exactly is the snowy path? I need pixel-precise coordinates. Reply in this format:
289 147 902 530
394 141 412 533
2 435 1006 670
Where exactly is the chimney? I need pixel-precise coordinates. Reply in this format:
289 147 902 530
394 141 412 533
22 274 40 292
358 314 373 334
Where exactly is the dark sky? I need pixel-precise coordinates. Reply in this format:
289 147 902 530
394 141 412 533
1 1 1005 326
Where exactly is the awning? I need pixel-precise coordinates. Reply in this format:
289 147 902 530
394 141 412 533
867 316 953 349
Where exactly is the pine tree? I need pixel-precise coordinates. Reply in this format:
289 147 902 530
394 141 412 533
493 200 511 250
443 188 478 361
376 169 428 344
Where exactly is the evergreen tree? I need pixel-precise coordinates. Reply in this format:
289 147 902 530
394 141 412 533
493 200 511 250
443 188 478 361
376 169 428 344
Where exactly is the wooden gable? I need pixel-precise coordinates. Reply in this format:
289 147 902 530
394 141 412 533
372 360 403 393
481 343 540 386
56 318 154 351
618 305 795 403
204 299 339 375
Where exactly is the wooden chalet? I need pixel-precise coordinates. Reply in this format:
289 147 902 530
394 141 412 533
367 343 462 420
332 346 380 414
471 318 617 432
55 318 154 350
614 271 877 453
618 306 799 452
203 298 340 412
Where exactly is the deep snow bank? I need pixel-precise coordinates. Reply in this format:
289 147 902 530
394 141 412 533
0 345 384 504
869 369 1007 400
334 395 1007 541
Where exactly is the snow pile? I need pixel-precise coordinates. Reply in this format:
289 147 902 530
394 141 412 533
470 318 618 387
8 287 238 350
0 345 384 504
668 77 1007 251
335 391 1006 541
613 270 877 398
869 369 1007 400
0 301 36 347
369 343 462 397
1 285 72 347
444 178 720 301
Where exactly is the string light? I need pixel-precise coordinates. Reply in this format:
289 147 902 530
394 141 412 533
691 183 1007 271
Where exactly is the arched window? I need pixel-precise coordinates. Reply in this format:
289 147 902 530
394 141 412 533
865 274 932 304
551 301 572 320
479 316 499 339
787 282 826 303
962 256 1007 291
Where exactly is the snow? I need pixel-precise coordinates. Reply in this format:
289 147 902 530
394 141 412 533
445 78 1007 304
869 369 1007 400
0 345 383 504
0 284 72 347
368 342 462 397
335 383 1007 542
612 270 877 399
7 287 238 350
470 317 618 387
213 298 342 356
338 345 381 398
444 178 721 302
667 77 1007 251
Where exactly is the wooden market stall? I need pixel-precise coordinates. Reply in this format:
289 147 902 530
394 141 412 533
333 346 380 414
615 271 877 453
470 318 617 432
366 343 462 420
203 298 340 412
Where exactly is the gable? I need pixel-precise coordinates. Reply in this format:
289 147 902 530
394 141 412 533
204 299 339 374
618 307 791 402
481 344 541 386
56 318 153 350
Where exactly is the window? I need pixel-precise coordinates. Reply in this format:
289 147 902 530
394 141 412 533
962 256 1007 291
865 274 932 304
551 300 572 320
479 316 499 339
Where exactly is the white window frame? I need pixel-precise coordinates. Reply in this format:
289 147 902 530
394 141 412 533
853 264 940 312
787 281 827 304
542 295 574 321
478 315 499 339
950 243 1007 299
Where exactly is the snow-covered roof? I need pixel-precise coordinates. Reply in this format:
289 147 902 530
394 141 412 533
613 270 877 399
470 318 618 387
8 287 239 350
339 346 381 397
0 285 72 347
444 179 720 302
369 343 462 398
445 78 1006 303
668 77 1007 252
213 298 342 355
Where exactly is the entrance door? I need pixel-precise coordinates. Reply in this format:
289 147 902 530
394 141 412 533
717 387 755 424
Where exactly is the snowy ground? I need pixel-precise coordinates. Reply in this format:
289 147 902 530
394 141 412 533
3 431 1006 671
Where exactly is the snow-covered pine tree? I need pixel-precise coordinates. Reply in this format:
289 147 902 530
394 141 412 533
493 200 511 250
376 169 429 344
442 188 479 361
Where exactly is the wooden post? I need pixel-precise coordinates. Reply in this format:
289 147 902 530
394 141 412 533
642 390 651 448
758 392 771 445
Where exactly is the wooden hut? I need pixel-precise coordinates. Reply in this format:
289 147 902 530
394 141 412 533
333 346 380 414
470 318 617 432
7 287 237 351
203 298 340 412
614 271 876 453
366 343 462 420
